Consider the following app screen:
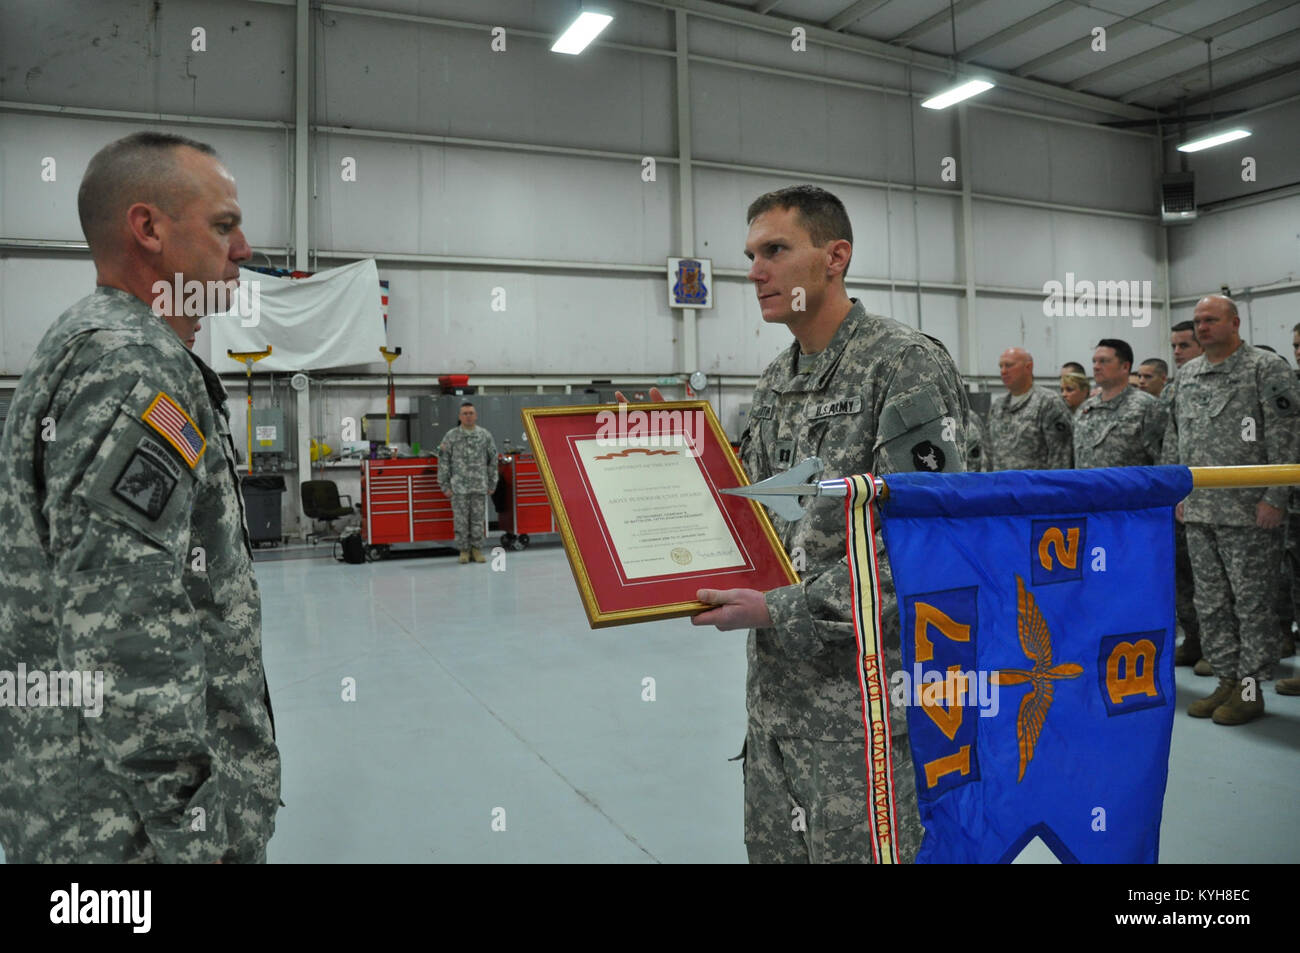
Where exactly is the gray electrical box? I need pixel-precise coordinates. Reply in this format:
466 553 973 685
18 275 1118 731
252 408 286 454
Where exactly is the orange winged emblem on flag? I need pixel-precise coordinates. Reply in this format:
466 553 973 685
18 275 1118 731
992 575 1084 782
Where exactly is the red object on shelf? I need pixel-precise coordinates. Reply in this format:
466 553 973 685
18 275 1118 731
498 452 556 537
438 374 470 388
361 457 458 545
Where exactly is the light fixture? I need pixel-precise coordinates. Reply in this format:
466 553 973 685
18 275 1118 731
921 79 994 110
551 11 612 55
1176 128 1251 153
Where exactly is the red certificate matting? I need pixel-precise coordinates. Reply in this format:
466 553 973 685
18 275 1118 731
523 401 799 628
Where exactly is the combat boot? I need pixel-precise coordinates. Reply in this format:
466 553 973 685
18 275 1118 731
1212 680 1264 725
1193 658 1213 676
1276 677 1300 696
1175 640 1201 666
458 551 470 564
1188 677 1236 718
471 548 486 563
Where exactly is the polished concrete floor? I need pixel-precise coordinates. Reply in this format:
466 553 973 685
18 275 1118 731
258 542 1300 864
2 541 1294 864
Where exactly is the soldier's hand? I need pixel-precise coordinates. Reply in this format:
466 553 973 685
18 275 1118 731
613 387 666 404
443 489 451 498
1257 501 1284 530
1175 501 1184 523
692 588 771 631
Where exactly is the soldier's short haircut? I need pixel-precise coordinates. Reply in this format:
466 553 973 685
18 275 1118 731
746 185 853 249
460 401 474 407
1139 358 1168 377
1292 321 1300 334
1097 338 1134 369
1171 320 1195 334
1061 361 1086 375
78 132 219 255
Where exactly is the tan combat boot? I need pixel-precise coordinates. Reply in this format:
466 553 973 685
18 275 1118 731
1212 679 1264 725
1193 658 1214 676
458 551 470 564
1276 677 1300 696
471 548 486 563
1188 677 1236 718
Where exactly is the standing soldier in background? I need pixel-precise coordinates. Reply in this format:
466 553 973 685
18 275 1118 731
1136 358 1168 398
1073 339 1164 468
438 401 498 564
988 347 1074 469
1170 319 1206 670
0 132 281 862
1162 295 1300 725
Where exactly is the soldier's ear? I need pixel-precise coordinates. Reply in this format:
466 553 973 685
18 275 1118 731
125 203 165 255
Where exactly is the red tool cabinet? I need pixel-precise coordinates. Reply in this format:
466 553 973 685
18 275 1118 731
360 457 457 548
497 451 556 549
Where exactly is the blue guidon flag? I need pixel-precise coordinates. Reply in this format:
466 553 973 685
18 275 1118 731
847 466 1191 864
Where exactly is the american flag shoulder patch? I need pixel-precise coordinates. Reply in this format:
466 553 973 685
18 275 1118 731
142 392 206 468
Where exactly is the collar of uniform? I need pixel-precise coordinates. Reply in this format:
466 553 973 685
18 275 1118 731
1084 385 1133 414
773 299 865 394
187 350 230 411
93 285 160 323
1003 386 1037 412
1190 342 1250 377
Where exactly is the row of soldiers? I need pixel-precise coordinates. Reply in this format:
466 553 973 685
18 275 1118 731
970 295 1299 726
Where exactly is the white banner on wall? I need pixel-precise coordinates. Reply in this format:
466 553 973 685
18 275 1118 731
209 259 387 372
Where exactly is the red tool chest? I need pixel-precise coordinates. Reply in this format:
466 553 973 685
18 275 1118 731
361 457 456 547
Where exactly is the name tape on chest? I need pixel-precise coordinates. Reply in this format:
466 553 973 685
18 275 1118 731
142 392 206 468
807 397 863 421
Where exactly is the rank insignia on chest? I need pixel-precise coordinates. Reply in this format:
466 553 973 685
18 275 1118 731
143 392 206 468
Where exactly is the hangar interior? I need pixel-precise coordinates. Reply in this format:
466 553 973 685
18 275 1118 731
1 0 1296 863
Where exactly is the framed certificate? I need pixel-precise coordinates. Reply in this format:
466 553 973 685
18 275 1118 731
522 400 798 628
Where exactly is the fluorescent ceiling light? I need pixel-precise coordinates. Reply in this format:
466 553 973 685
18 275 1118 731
1176 128 1251 153
551 12 613 55
921 79 994 110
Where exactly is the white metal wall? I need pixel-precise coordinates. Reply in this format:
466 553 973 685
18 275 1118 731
2 0 1297 390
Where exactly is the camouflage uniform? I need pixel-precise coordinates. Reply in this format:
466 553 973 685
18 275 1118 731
1279 368 1300 653
438 425 498 551
965 411 992 473
1072 385 1164 468
987 385 1073 470
0 287 280 863
1155 378 1200 656
1161 345 1300 682
738 299 969 864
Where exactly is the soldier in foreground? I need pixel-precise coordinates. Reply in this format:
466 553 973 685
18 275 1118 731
691 186 970 863
438 401 499 564
0 132 281 862
1161 295 1300 725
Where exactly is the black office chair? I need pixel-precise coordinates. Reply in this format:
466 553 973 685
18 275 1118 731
301 480 357 543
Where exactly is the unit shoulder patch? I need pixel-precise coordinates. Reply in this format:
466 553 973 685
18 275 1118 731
112 436 182 520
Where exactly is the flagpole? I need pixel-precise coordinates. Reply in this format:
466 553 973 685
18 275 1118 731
1189 463 1300 489
724 463 1300 513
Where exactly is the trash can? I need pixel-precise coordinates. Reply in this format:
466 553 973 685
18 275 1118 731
241 474 286 546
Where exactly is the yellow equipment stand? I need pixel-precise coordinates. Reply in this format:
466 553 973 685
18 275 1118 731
380 346 402 445
227 346 273 474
